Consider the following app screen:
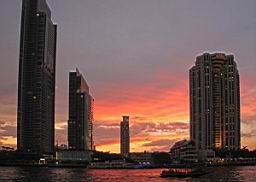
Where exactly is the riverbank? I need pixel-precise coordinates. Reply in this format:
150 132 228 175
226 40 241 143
0 163 88 168
1 161 256 169
207 160 256 167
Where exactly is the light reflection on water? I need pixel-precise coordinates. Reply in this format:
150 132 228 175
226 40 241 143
0 166 255 182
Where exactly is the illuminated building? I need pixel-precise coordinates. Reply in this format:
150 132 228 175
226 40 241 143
170 140 198 162
17 0 57 153
56 150 92 163
120 116 130 157
190 53 241 150
68 69 94 151
129 152 153 165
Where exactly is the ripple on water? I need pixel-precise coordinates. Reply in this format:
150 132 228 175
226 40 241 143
0 166 255 182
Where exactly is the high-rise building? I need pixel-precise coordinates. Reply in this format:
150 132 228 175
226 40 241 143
120 116 130 157
189 53 241 151
68 69 94 151
17 0 57 153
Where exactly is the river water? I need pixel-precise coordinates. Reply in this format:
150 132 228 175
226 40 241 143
0 166 255 181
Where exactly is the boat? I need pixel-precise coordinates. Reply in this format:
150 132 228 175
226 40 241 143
160 164 209 178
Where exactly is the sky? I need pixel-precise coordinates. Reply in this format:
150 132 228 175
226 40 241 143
0 0 256 153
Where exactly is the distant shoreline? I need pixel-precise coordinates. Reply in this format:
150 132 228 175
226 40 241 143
0 163 88 168
0 162 256 169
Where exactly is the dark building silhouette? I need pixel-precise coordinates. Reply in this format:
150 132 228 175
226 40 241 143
17 0 57 153
120 116 130 157
68 69 94 151
190 53 240 151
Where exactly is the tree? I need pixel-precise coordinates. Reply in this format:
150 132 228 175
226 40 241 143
152 152 172 165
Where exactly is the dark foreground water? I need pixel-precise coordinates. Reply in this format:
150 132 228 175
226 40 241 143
0 166 255 182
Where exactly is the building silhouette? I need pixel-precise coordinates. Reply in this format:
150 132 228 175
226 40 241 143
190 53 241 151
120 116 130 157
17 0 57 153
68 69 94 151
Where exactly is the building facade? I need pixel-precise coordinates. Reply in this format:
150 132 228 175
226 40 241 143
129 152 153 165
170 140 198 163
190 53 241 151
17 0 57 153
120 116 130 157
56 150 92 163
68 69 94 151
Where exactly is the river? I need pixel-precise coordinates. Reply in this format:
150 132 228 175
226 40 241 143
0 166 255 181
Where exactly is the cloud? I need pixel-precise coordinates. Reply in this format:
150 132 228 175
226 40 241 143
0 120 16 136
130 121 189 137
242 130 256 138
0 120 6 127
0 136 16 147
94 121 120 144
150 122 188 131
0 125 16 137
143 139 177 147
94 120 188 152
0 120 17 147
241 119 256 149
55 124 67 144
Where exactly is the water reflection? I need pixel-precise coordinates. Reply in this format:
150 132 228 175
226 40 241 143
0 166 254 182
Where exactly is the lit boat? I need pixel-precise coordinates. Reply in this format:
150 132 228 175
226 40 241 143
160 164 209 178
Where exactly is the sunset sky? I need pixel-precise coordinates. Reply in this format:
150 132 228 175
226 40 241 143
0 0 256 153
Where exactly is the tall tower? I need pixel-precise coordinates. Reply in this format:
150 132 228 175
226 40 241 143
17 0 57 153
120 116 130 157
190 53 240 151
68 69 94 151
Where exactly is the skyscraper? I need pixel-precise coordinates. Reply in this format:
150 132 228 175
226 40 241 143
68 69 94 151
17 0 57 153
190 53 241 151
120 116 130 157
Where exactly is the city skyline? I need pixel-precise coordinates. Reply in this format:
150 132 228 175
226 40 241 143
0 0 256 153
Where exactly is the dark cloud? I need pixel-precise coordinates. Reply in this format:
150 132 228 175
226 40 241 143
0 125 16 137
150 146 171 152
44 120 189 147
157 122 188 131
131 121 189 136
143 139 177 147
131 116 150 121
0 121 16 147
242 130 256 138
0 120 16 144
0 120 6 126
242 119 256 125
94 122 120 144
130 122 156 136
94 121 188 147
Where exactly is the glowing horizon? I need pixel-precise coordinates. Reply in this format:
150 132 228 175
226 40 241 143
1 73 255 153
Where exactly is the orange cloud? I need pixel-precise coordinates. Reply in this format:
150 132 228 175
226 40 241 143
94 120 189 153
94 71 189 122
